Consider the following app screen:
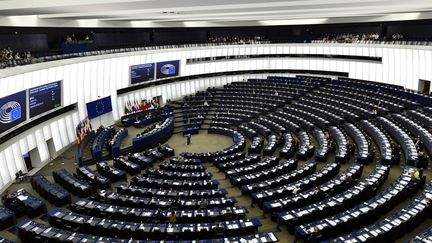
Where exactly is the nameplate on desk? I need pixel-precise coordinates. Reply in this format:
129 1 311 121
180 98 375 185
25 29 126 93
17 195 28 201
227 224 239 229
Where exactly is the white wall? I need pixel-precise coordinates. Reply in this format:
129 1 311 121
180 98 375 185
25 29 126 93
0 43 431 192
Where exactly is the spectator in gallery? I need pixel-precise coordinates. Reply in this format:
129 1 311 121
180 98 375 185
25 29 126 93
25 50 31 60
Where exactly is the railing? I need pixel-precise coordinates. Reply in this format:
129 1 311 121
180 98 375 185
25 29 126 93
3 39 432 70
311 39 432 46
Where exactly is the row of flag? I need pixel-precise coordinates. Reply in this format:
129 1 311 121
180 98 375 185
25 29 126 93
76 117 92 144
124 96 160 115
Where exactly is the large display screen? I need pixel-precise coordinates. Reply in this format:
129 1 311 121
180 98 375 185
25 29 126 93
0 90 27 134
130 63 155 84
29 81 62 118
156 60 180 79
86 96 113 119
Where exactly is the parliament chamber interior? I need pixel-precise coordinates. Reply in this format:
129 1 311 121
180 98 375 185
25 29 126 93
2 1 432 242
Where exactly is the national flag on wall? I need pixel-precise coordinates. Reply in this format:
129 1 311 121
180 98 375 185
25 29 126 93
76 117 92 144
151 98 158 108
124 104 129 114
135 99 140 112
123 96 163 115
141 99 146 110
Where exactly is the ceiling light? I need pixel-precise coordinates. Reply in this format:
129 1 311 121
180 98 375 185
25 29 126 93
76 19 99 27
259 18 328 25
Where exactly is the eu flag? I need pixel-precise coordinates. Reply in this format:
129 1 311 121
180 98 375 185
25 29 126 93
86 96 113 119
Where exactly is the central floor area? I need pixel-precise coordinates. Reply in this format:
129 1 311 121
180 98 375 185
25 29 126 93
167 133 234 154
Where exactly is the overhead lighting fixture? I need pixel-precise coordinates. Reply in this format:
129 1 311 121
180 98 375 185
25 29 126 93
7 15 40 26
130 20 154 27
387 12 421 20
368 12 422 22
76 19 99 27
183 21 211 27
259 18 328 26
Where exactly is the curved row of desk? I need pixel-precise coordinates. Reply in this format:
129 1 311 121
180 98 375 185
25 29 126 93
5 74 432 243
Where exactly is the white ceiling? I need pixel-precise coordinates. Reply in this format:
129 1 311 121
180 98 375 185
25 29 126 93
1 0 432 28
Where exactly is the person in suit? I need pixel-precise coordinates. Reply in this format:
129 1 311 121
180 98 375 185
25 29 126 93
186 134 191 145
213 222 225 237
154 208 165 223
1 190 11 204
172 197 181 209
199 199 208 209
343 175 354 187
313 186 325 198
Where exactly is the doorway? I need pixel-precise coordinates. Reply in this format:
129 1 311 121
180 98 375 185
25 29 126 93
29 148 42 169
23 152 33 171
419 79 431 95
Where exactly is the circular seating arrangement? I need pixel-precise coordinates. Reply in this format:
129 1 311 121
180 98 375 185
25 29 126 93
3 75 432 242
